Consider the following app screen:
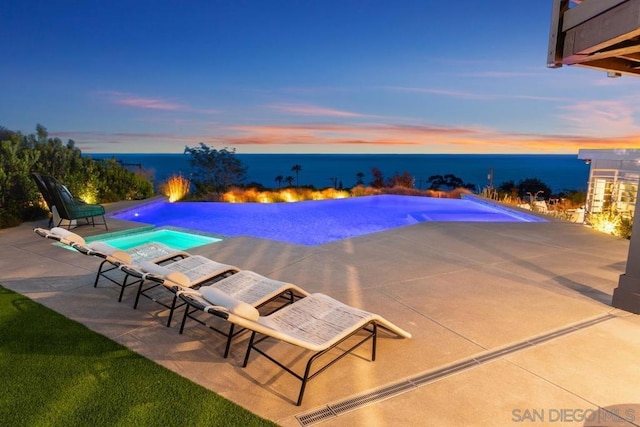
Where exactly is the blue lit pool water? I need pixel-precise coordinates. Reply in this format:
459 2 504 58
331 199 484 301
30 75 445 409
85 228 222 251
110 195 546 246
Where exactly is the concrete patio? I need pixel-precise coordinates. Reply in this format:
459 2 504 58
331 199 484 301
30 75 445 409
1 200 639 426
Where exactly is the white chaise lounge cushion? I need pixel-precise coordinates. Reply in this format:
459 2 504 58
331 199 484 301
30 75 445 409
199 287 260 321
50 227 86 246
87 241 133 264
139 261 192 288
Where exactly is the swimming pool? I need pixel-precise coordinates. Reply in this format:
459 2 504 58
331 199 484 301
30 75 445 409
110 195 546 246
85 228 222 251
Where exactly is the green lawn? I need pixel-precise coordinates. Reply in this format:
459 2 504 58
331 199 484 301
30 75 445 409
0 285 276 427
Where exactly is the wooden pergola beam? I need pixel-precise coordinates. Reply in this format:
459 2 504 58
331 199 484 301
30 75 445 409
563 0 640 57
548 0 640 69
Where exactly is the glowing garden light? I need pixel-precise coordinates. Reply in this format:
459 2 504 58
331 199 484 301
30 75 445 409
162 174 190 203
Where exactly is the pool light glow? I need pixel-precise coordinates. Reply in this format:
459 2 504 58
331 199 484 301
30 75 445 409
111 195 546 246
86 228 221 251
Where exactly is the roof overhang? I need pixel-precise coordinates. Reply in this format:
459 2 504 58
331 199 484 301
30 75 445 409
548 0 640 77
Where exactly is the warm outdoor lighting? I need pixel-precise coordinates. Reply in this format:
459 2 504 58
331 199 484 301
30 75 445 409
280 189 298 202
587 210 632 238
161 174 190 202
590 217 618 236
220 186 466 204
77 184 98 204
222 187 352 204
257 193 273 203
602 221 617 235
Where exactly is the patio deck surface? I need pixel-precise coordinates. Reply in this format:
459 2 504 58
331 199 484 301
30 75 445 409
1 199 639 426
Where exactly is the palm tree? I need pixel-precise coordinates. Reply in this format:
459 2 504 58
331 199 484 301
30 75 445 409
356 172 365 186
285 176 294 187
275 175 283 188
291 164 302 187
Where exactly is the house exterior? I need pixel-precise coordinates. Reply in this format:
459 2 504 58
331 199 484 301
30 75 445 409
577 149 640 218
550 0 640 314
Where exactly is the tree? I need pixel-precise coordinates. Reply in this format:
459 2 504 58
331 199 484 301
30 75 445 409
517 178 552 199
275 175 283 188
428 174 475 191
36 123 48 143
184 143 247 194
0 126 15 143
356 172 365 186
387 171 415 188
291 164 302 186
34 135 84 180
370 167 385 188
285 175 294 186
497 180 519 199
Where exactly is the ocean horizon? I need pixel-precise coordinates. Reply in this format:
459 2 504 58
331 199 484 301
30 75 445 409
88 153 591 193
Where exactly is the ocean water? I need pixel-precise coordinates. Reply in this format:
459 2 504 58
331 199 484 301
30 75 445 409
88 153 590 193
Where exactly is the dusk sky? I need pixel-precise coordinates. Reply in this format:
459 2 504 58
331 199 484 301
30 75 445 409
3 1 640 154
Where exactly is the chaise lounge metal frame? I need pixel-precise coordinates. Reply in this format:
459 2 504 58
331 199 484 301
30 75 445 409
88 240 191 303
34 227 189 306
176 270 309 358
121 257 240 327
178 289 411 405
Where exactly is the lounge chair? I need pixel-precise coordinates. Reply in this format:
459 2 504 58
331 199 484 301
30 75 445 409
34 226 89 249
87 240 190 302
126 256 240 327
33 227 189 303
178 288 412 405
34 226 240 326
175 270 309 357
36 173 108 230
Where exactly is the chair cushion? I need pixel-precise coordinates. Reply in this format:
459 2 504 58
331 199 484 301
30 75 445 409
199 287 260 321
50 227 86 246
139 261 191 288
87 241 133 264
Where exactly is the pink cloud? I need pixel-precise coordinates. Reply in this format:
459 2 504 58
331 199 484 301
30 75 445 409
269 103 368 117
116 97 186 111
94 91 219 114
559 99 640 136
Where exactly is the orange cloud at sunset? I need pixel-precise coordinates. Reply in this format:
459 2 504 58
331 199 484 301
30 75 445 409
54 120 640 155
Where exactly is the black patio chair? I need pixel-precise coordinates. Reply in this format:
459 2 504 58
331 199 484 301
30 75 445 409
33 173 108 230
31 172 57 228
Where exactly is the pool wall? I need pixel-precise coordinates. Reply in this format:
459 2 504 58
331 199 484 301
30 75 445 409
461 194 548 223
84 226 225 251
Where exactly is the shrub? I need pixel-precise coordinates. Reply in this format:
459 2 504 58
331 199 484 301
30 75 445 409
161 174 190 202
91 158 154 202
0 124 156 229
587 208 633 239
221 187 350 203
0 135 41 225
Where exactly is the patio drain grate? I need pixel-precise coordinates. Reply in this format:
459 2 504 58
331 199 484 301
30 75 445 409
296 313 616 426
